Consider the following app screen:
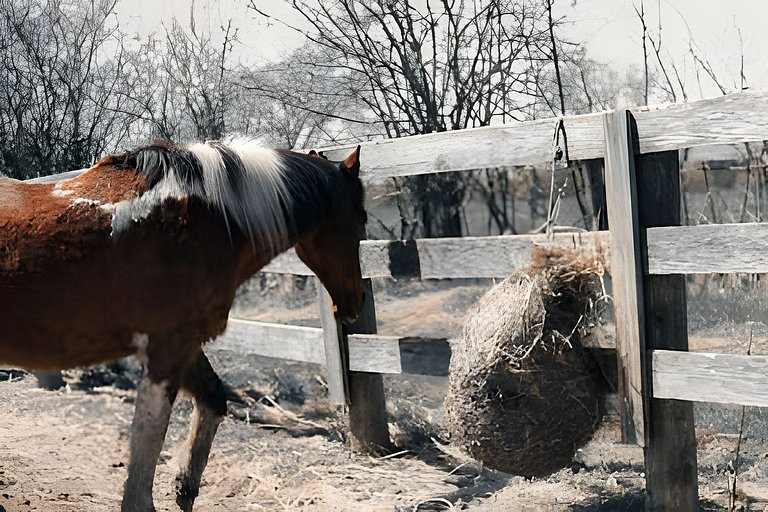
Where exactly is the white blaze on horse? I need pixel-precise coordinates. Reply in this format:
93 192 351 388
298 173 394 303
0 139 366 511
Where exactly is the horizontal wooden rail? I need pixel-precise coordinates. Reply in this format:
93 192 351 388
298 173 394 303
652 349 768 407
212 319 326 365
27 92 768 188
210 318 451 376
316 91 768 181
632 92 768 155
319 113 605 180
647 223 768 274
264 231 610 279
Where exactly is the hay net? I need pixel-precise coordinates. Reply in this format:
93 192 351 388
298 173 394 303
451 246 607 381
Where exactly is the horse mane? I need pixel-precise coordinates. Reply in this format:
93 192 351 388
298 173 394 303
113 139 312 255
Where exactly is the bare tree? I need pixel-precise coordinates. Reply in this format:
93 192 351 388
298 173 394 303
535 47 626 116
632 2 751 104
251 0 553 134
238 44 357 149
120 16 240 142
0 0 137 178
249 0 559 237
634 1 650 105
163 18 237 140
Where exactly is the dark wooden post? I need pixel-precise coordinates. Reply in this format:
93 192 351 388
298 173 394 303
316 275 391 451
636 146 698 511
604 110 698 511
343 279 392 452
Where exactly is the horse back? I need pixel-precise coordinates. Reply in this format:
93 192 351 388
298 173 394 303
0 165 147 276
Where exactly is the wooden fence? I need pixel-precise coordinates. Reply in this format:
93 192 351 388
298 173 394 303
20 89 768 506
208 90 768 509
22 91 727 507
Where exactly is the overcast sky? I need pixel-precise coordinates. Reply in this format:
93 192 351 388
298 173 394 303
115 0 768 100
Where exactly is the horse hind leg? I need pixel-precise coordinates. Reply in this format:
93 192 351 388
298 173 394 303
122 367 179 512
174 351 227 511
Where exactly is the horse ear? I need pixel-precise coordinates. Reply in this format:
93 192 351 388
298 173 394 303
308 150 328 160
341 146 361 177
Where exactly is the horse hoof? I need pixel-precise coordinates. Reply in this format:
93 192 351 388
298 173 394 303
175 477 198 512
120 503 156 512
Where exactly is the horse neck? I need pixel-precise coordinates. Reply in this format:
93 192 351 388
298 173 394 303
234 156 339 281
280 154 339 241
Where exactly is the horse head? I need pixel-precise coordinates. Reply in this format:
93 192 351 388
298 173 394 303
294 147 366 324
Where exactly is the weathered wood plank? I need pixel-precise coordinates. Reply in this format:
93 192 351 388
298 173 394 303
652 350 768 407
317 281 348 405
633 91 768 155
212 318 459 375
261 232 610 279
635 148 698 511
254 220 765 279
347 334 402 374
416 231 609 279
319 112 606 181
603 109 647 446
213 319 325 365
315 91 768 181
647 223 768 274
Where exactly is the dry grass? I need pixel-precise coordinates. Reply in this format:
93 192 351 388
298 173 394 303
445 247 607 477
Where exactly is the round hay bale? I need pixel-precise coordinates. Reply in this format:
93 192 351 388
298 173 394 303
445 247 606 477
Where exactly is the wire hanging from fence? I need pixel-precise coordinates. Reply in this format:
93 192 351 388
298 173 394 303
545 118 571 239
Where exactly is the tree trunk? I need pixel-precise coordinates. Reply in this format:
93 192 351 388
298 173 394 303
411 174 463 238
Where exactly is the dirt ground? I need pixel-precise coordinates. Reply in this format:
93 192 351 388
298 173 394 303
3 278 768 511
2 353 768 512
0 358 641 512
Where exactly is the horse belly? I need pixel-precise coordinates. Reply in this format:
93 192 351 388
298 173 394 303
0 248 236 371
0 272 135 370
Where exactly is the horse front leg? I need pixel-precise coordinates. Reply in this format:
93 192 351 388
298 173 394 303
122 366 178 512
174 351 227 511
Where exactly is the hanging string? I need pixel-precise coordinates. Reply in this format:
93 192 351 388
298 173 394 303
545 118 570 240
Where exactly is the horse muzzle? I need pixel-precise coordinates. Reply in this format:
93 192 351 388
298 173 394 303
335 290 365 326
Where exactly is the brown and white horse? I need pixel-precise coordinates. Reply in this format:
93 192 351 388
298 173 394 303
0 139 366 511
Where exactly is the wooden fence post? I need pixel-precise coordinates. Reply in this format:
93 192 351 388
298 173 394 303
343 279 392 452
603 110 647 447
316 274 391 451
317 280 349 405
604 110 698 511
